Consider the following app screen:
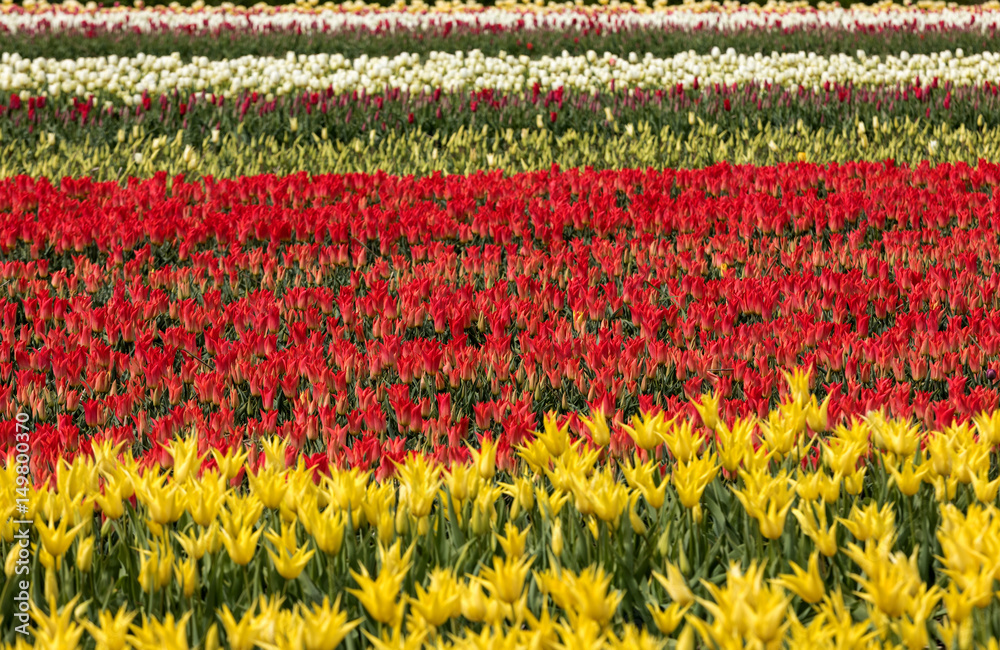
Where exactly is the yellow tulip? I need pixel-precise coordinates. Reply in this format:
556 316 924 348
887 459 928 497
535 412 572 457
652 562 695 607
174 526 215 561
137 539 174 594
805 393 831 433
775 552 825 604
672 453 719 511
260 436 292 470
443 461 476 507
165 436 205 485
628 491 649 536
29 595 85 650
94 481 127 520
217 605 269 650
247 467 289 510
76 536 94 572
267 544 315 581
620 411 666 451
176 558 198 598
126 611 193 650
581 409 611 448
716 417 755 452
663 417 703 462
312 508 346 556
347 564 408 626
135 473 185 525
517 439 553 476
185 472 226 527
973 410 1000 446
550 519 564 559
470 437 498 481
408 577 462 627
211 447 249 483
496 522 529 559
646 602 689 635
942 582 976 624
395 454 442 519
839 501 896 544
780 366 813 406
692 391 720 431
36 516 85 559
80 605 134 650
478 554 533 604
461 580 488 623
300 595 360 650
501 476 535 519
220 524 262 566
537 565 622 627
791 502 839 557
622 456 667 509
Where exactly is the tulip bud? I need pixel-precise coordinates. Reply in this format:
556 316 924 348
45 568 58 603
377 511 394 547
178 558 198 598
677 625 695 650
65 389 80 412
4 545 20 577
395 506 409 536
77 536 94 572
471 505 490 537
462 582 487 622
550 520 563 559
475 440 497 482
204 624 220 650
629 495 648 536
39 548 55 571
657 525 671 558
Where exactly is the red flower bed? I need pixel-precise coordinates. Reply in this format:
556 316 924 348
3 162 1000 481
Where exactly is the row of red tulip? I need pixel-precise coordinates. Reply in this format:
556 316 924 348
4 163 1000 483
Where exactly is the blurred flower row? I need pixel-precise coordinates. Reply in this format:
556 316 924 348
2 81 997 148
2 49 999 102
4 0 1000 35
0 120 995 179
7 371 1000 649
7 15 1000 62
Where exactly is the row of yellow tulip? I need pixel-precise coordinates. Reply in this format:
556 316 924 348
5 369 1000 648
0 118 992 179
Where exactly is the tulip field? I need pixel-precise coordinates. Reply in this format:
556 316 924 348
9 1 1000 649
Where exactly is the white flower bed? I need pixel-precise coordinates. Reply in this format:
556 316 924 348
1 5 998 35
1 49 995 102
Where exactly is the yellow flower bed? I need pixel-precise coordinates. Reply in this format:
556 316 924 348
2 119 997 179
4 368 1000 649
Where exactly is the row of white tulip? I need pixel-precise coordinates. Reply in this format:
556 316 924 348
1 49 996 101
2 3 1000 35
